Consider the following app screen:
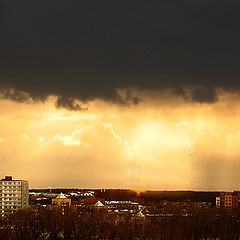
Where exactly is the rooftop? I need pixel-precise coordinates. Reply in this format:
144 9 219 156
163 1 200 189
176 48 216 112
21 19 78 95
56 193 67 199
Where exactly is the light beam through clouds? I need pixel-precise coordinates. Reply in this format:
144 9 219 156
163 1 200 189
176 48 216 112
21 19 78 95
0 91 239 190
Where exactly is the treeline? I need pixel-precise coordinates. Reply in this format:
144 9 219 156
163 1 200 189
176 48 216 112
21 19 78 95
1 207 240 239
102 189 218 204
137 191 218 205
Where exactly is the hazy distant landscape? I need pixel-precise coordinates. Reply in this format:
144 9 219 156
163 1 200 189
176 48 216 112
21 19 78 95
31 189 219 204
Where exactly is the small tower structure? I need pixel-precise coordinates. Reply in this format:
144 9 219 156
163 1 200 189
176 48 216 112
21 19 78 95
52 193 71 215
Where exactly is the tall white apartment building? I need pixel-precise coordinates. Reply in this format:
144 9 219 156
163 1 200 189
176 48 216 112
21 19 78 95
0 176 29 216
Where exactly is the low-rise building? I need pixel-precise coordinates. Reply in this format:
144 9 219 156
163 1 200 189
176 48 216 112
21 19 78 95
217 191 240 208
52 193 71 207
105 200 140 210
52 193 71 215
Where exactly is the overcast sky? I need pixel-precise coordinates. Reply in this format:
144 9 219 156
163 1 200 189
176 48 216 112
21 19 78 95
0 1 240 189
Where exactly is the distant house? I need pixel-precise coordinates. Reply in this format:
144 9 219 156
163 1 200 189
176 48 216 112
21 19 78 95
90 200 108 213
52 193 71 215
105 200 139 210
52 193 71 207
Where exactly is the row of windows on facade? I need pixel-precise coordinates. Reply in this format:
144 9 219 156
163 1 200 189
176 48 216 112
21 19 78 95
1 209 19 213
0 186 27 189
1 188 22 191
1 206 20 209
0 192 21 196
0 197 21 200
0 193 21 196
0 187 21 190
0 182 21 185
0 202 21 205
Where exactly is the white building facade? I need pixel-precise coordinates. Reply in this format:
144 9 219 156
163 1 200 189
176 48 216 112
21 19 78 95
0 176 29 216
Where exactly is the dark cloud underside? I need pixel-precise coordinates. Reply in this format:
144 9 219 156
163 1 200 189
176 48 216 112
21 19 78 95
0 0 240 108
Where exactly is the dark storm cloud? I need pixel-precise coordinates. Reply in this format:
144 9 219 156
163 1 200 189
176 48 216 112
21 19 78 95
55 96 88 111
0 88 30 103
190 87 218 103
0 0 240 108
0 2 6 26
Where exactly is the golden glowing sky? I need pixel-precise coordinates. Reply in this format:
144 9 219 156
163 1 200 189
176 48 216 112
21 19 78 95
1 90 240 190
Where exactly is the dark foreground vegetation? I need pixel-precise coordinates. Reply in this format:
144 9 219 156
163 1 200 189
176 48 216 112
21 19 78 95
1 207 240 240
